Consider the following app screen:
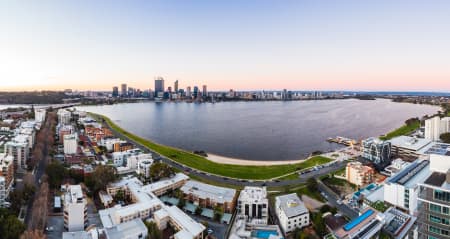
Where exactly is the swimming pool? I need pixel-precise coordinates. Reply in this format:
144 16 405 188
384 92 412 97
343 209 374 231
252 230 279 239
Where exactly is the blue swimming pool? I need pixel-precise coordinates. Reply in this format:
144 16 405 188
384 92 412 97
252 230 279 239
343 209 374 231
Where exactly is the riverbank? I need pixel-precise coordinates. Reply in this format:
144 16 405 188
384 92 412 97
90 112 333 180
206 153 306 166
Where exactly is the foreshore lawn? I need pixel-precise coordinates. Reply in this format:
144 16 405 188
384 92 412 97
379 121 420 140
91 113 332 180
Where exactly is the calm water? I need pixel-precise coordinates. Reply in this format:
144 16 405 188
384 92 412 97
76 99 438 161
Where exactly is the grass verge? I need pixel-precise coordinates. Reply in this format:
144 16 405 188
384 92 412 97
90 113 333 180
379 121 420 140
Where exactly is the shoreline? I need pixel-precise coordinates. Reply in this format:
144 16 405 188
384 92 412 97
206 153 307 166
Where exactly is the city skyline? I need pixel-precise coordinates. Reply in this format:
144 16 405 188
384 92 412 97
1 1 450 92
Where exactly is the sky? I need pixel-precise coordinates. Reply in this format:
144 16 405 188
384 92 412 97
1 0 450 92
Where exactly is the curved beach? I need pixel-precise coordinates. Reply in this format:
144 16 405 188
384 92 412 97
206 153 306 166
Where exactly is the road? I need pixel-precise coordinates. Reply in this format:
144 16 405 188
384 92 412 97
317 180 358 218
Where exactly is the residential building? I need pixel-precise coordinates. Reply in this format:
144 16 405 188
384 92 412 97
5 135 29 171
384 159 430 214
362 137 392 169
121 84 127 97
333 208 384 239
113 142 133 152
63 185 88 232
346 162 375 186
58 109 72 125
137 158 153 179
154 206 205 239
64 134 78 155
0 154 14 207
425 116 450 141
180 180 237 213
382 158 411 177
99 138 127 152
126 153 152 170
417 172 450 239
104 219 148 239
237 187 268 224
112 86 119 97
275 193 309 233
112 149 141 167
35 108 46 123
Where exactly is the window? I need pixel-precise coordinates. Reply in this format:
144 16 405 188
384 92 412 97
430 204 442 213
434 190 450 202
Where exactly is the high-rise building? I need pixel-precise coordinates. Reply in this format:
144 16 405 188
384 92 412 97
202 85 207 97
63 185 88 232
174 80 179 93
186 86 191 98
58 109 72 125
121 84 127 97
34 108 46 123
5 135 29 171
112 86 119 97
345 162 375 187
154 77 165 96
0 154 14 207
425 116 442 141
193 86 199 99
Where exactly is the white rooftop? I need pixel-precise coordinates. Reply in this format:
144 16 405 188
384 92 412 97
275 193 308 218
388 136 432 151
64 185 84 204
104 219 147 239
141 173 189 193
180 180 236 204
239 186 267 202
166 206 206 238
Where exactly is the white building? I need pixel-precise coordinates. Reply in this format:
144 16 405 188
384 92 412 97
237 187 268 224
275 193 309 233
388 136 432 159
383 159 430 214
35 108 46 123
154 206 205 239
126 153 152 170
112 149 141 167
99 138 127 152
0 177 7 207
0 154 14 207
5 135 29 171
63 185 88 232
64 134 78 155
137 158 153 179
58 109 72 125
104 219 148 239
425 116 450 141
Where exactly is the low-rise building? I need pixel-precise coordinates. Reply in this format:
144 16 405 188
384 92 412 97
333 208 384 239
137 158 153 179
237 187 268 224
362 137 392 169
63 185 88 232
154 206 205 239
104 218 148 239
180 180 237 213
388 136 432 160
275 193 309 233
0 154 14 207
345 162 375 187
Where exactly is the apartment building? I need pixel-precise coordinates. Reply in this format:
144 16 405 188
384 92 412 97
346 162 375 187
5 135 29 171
237 187 269 224
64 134 78 155
63 185 88 232
275 193 309 233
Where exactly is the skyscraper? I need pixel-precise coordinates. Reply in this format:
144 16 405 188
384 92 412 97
112 86 119 97
186 86 191 98
154 77 165 96
174 80 179 93
121 84 127 97
193 86 199 98
202 85 207 97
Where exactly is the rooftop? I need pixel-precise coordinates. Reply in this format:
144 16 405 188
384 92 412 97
424 172 447 187
275 193 308 218
387 160 429 187
180 180 236 204
104 219 147 239
419 142 450 156
388 136 432 151
239 186 267 202
382 207 416 239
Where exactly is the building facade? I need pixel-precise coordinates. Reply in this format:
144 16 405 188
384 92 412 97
64 134 78 155
275 193 309 233
5 136 29 171
346 162 375 186
362 137 392 169
63 185 88 232
237 187 269 223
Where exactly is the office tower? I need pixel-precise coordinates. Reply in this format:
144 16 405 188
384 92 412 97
193 86 199 98
121 84 127 97
174 80 179 93
168 86 172 93
112 86 119 97
154 77 165 96
186 86 191 98
202 85 207 97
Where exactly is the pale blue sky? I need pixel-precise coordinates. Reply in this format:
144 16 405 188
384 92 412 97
1 0 449 91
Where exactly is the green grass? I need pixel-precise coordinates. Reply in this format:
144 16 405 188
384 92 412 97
91 113 333 180
379 121 420 140
277 173 300 181
370 200 389 212
322 176 357 190
187 174 244 190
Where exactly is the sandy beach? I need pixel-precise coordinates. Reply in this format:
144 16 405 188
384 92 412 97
206 153 306 166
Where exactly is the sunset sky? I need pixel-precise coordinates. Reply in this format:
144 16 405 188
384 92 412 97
1 0 450 92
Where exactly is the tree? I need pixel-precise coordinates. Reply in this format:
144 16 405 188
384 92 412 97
213 206 223 221
46 161 67 189
440 132 450 144
306 178 318 192
85 165 118 193
144 221 162 239
0 208 26 239
114 189 126 202
150 163 174 180
20 229 47 239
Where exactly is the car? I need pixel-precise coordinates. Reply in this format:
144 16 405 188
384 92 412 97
45 226 54 232
336 200 342 205
207 229 214 234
